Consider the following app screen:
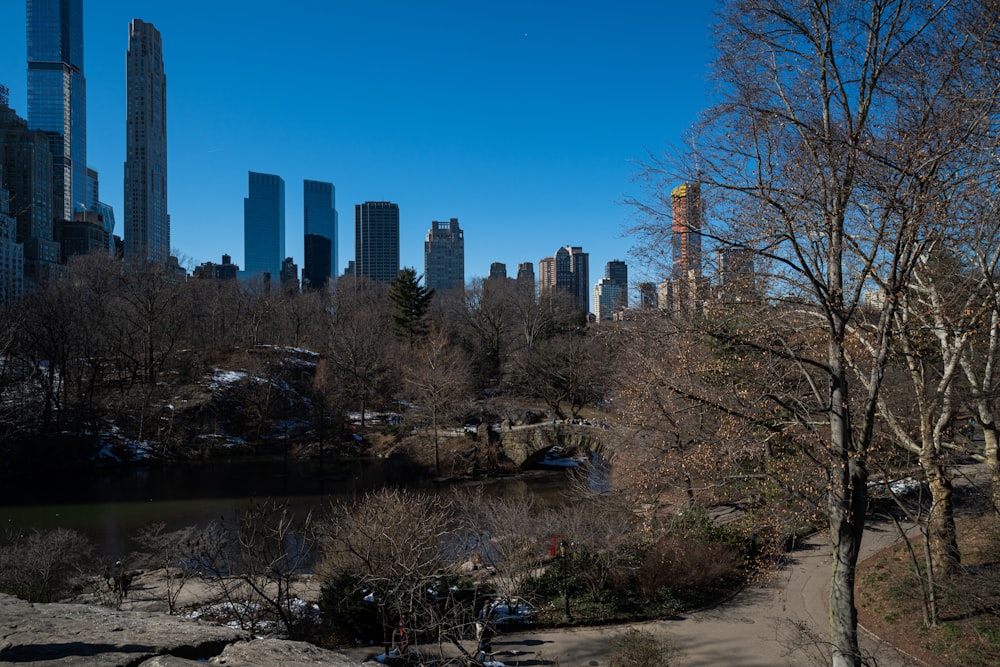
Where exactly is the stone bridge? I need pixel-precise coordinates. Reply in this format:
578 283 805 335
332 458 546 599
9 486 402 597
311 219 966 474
495 423 610 467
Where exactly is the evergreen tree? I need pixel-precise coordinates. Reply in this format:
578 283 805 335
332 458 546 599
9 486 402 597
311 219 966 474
388 268 434 346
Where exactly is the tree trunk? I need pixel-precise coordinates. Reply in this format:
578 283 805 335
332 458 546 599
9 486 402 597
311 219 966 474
983 424 1000 514
921 452 960 575
829 354 866 667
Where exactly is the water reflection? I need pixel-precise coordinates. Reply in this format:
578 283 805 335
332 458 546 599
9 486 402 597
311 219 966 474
0 458 572 557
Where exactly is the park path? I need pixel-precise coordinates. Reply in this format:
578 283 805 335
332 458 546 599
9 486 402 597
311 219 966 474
485 518 923 667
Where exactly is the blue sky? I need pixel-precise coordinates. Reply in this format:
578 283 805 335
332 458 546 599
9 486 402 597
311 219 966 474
0 1 714 285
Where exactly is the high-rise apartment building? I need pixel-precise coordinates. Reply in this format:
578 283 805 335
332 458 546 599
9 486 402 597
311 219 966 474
638 282 658 309
0 103 61 287
27 0 88 220
124 19 168 263
303 180 336 288
593 278 623 322
280 256 299 292
0 170 25 305
424 218 464 292
354 201 399 283
244 172 285 278
538 245 589 313
671 183 701 280
605 259 628 311
124 19 170 263
488 262 507 280
516 261 535 298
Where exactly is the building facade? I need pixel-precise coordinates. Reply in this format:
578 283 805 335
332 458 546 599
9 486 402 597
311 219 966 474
59 209 108 261
280 256 299 292
637 281 658 309
303 233 332 289
0 175 25 305
244 172 285 278
516 261 535 298
193 253 238 280
124 19 168 263
664 182 705 312
671 183 701 280
605 259 628 311
27 0 88 220
592 278 624 322
0 103 60 288
303 179 336 286
538 245 589 313
354 201 399 282
424 218 464 292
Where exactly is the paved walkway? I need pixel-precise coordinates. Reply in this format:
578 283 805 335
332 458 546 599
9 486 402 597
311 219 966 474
341 517 922 666
481 519 922 666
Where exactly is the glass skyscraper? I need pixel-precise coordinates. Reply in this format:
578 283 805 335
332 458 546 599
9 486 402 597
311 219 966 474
354 201 399 283
244 172 285 278
27 0 88 220
303 179 336 285
124 19 169 264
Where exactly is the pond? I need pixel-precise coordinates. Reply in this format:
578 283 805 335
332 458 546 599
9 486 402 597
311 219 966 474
0 456 573 557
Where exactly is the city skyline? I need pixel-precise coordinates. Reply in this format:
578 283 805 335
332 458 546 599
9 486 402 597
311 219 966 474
0 2 714 283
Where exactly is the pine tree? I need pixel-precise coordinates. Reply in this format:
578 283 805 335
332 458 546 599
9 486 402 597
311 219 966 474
388 268 434 346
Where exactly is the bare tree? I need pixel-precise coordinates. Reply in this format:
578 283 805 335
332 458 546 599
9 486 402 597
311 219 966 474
403 326 473 478
511 331 610 420
133 522 198 614
323 276 398 426
317 489 473 661
628 2 999 663
184 500 316 640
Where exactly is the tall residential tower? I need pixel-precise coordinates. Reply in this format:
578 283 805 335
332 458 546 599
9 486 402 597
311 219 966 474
124 19 168 263
424 218 464 292
538 245 589 313
354 201 399 282
671 183 701 280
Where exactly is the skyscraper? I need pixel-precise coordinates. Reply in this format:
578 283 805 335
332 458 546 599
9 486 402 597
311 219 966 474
124 19 168 263
354 201 399 282
27 0 88 220
516 262 535 298
424 218 464 292
244 172 285 278
0 168 25 305
671 183 702 280
592 278 622 322
538 245 589 313
0 103 61 287
303 180 336 288
605 259 628 311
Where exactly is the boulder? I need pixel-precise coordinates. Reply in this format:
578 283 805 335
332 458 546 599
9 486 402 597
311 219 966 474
206 638 360 666
0 594 363 667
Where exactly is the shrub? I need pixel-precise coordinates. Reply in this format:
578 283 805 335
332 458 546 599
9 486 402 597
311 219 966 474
0 528 96 602
635 535 742 609
609 628 677 667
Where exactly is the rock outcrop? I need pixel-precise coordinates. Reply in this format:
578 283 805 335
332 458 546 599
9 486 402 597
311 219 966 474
0 594 362 667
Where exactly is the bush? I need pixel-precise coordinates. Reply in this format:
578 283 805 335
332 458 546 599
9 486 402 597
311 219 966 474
609 628 677 667
636 535 742 609
0 528 96 602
